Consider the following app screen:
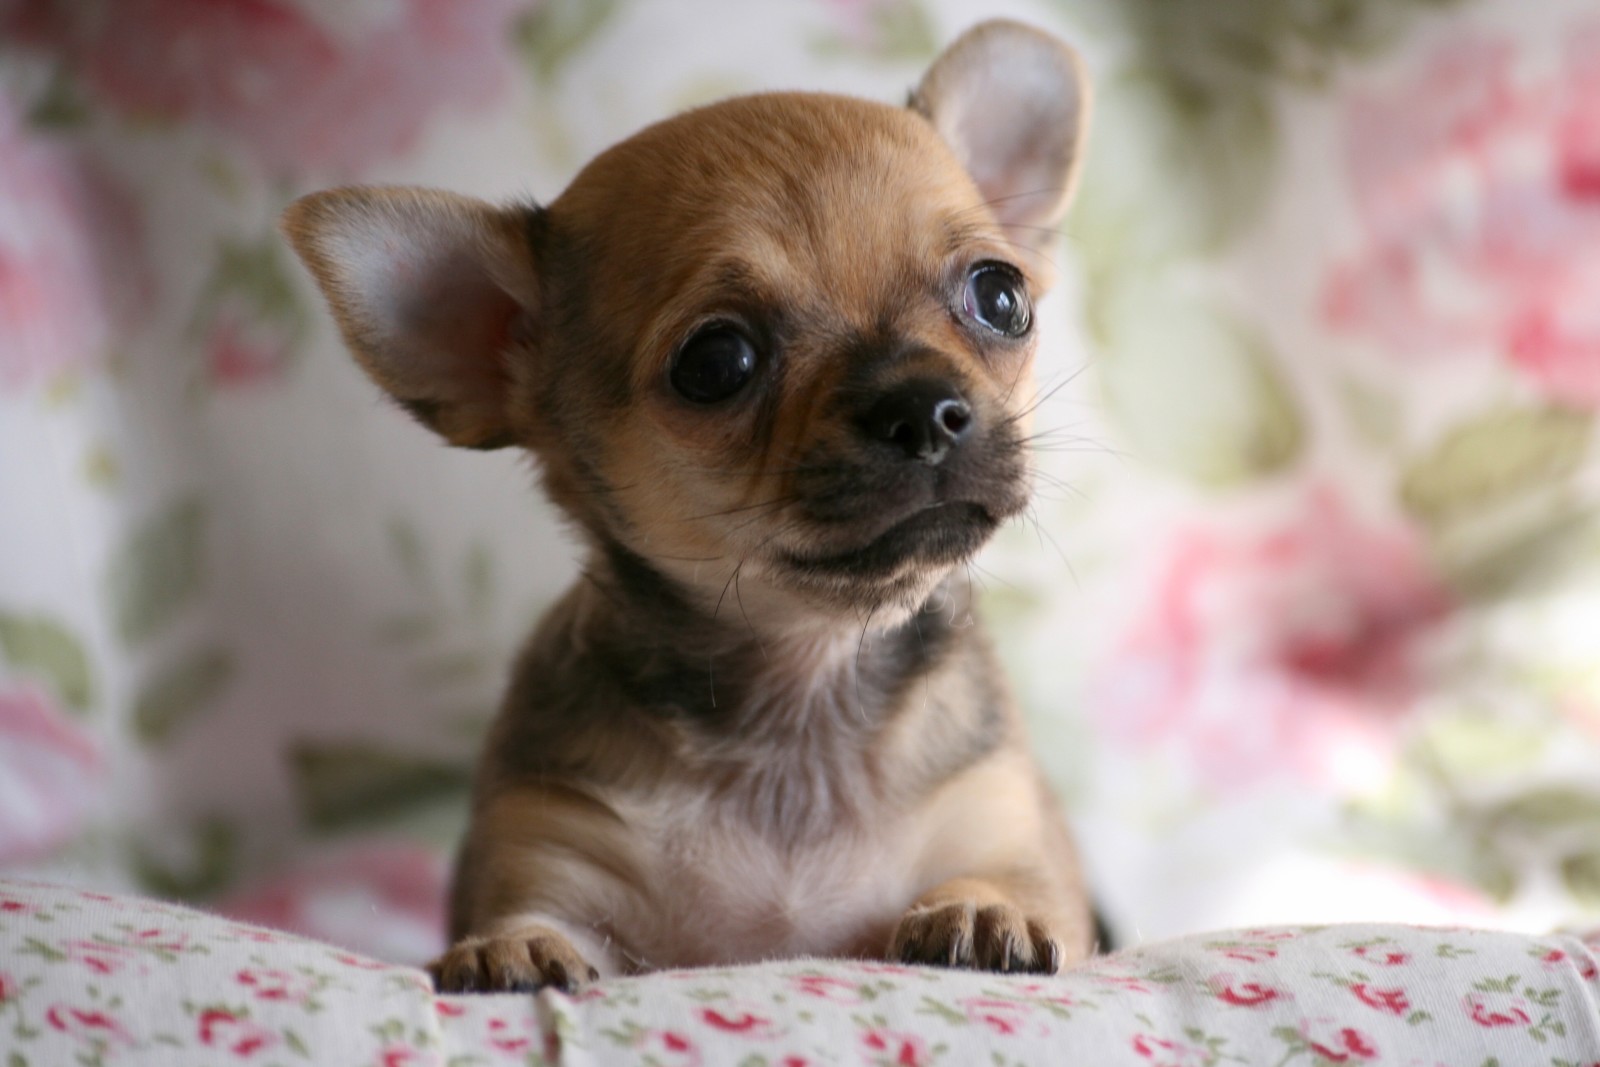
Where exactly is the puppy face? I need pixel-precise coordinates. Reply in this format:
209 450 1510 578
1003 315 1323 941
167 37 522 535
535 95 1042 616
283 20 1090 625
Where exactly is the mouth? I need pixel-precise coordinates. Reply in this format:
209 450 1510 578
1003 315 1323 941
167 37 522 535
779 501 999 581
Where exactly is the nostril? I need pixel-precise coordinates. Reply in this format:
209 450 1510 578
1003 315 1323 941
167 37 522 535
861 380 970 463
935 399 971 439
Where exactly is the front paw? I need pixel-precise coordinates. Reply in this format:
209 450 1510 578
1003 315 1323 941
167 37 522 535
428 925 599 994
888 901 1060 974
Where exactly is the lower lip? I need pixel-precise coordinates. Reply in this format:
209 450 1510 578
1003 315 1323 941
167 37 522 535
782 502 996 578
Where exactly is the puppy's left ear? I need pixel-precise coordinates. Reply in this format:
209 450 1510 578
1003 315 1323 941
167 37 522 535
911 19 1091 250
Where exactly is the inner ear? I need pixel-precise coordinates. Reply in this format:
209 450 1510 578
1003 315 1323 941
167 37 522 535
281 186 540 450
911 19 1091 248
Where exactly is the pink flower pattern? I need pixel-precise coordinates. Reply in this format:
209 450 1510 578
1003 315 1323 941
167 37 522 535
46 1003 135 1048
197 1006 277 1057
862 1027 929 1067
2 879 1600 1064
0 93 146 390
0 686 103 865
3 0 521 177
217 843 448 964
791 972 865 1001
1092 486 1452 792
698 1006 778 1038
1351 945 1411 967
1300 1019 1379 1062
1131 1033 1211 1066
1209 974 1287 1007
1324 25 1600 407
236 966 317 1005
960 996 1038 1036
1351 982 1412 1016
1465 990 1535 1027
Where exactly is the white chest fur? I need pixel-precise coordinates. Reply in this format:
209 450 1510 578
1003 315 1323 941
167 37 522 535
616 791 922 968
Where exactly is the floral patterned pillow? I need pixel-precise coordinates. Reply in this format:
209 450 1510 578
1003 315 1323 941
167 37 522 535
4 879 1599 1066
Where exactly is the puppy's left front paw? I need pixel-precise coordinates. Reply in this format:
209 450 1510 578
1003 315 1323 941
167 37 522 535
888 901 1060 974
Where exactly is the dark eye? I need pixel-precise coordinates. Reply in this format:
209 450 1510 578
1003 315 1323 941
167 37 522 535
962 265 1031 337
671 325 757 403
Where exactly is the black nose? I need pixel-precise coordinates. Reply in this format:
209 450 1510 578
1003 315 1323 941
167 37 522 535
862 380 974 465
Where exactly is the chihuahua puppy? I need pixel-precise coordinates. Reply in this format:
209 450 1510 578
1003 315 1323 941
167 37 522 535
283 19 1093 991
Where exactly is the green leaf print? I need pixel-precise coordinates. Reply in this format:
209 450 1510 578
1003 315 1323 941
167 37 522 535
1338 375 1404 451
189 234 309 352
1488 788 1600 831
289 742 471 833
106 496 207 647
1559 851 1600 907
1400 408 1592 527
377 520 517 718
1074 70 1278 261
388 518 431 591
132 646 235 744
1065 0 1467 262
25 66 90 131
1095 284 1304 486
1438 506 1599 603
512 0 627 86
0 611 94 712
131 819 238 901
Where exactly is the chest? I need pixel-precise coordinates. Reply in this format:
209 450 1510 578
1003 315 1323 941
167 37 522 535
611 788 923 969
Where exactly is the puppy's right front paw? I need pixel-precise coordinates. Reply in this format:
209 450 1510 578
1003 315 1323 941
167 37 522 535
428 925 599 994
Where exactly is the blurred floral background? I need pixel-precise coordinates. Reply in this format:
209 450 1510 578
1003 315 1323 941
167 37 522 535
3 0 1600 965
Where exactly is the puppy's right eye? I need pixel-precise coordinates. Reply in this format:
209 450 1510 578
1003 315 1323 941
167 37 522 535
671 326 757 403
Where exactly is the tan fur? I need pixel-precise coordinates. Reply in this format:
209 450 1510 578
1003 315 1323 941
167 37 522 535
282 20 1096 990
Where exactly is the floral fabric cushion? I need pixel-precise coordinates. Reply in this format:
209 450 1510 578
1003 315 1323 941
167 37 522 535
3 880 1599 1067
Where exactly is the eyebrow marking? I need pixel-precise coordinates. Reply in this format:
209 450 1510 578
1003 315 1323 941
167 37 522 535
942 219 995 256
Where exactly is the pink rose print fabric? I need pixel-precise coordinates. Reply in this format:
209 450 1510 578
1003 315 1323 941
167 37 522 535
5 879 1600 1066
1090 486 1451 792
1325 24 1600 407
3 0 521 177
216 842 449 964
0 92 145 390
0 687 102 864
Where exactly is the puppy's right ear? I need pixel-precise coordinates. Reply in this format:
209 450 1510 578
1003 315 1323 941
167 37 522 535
281 186 540 450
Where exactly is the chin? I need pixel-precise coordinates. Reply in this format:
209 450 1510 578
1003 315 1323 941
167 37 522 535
770 502 1003 622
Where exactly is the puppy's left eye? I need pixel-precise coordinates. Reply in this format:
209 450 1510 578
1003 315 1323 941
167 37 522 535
962 264 1030 337
671 325 757 403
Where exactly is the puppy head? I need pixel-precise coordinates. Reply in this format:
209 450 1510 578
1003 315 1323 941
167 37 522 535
284 20 1089 628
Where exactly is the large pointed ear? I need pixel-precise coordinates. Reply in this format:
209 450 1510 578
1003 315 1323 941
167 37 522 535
910 19 1091 251
281 186 540 450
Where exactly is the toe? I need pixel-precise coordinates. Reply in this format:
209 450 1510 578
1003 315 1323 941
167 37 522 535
1026 918 1062 975
973 904 1031 972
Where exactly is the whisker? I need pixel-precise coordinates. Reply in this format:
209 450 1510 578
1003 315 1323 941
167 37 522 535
1001 364 1091 426
1003 362 1053 410
1029 468 1089 504
679 494 798 524
967 558 1019 594
733 563 768 664
853 603 880 725
1021 504 1079 591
